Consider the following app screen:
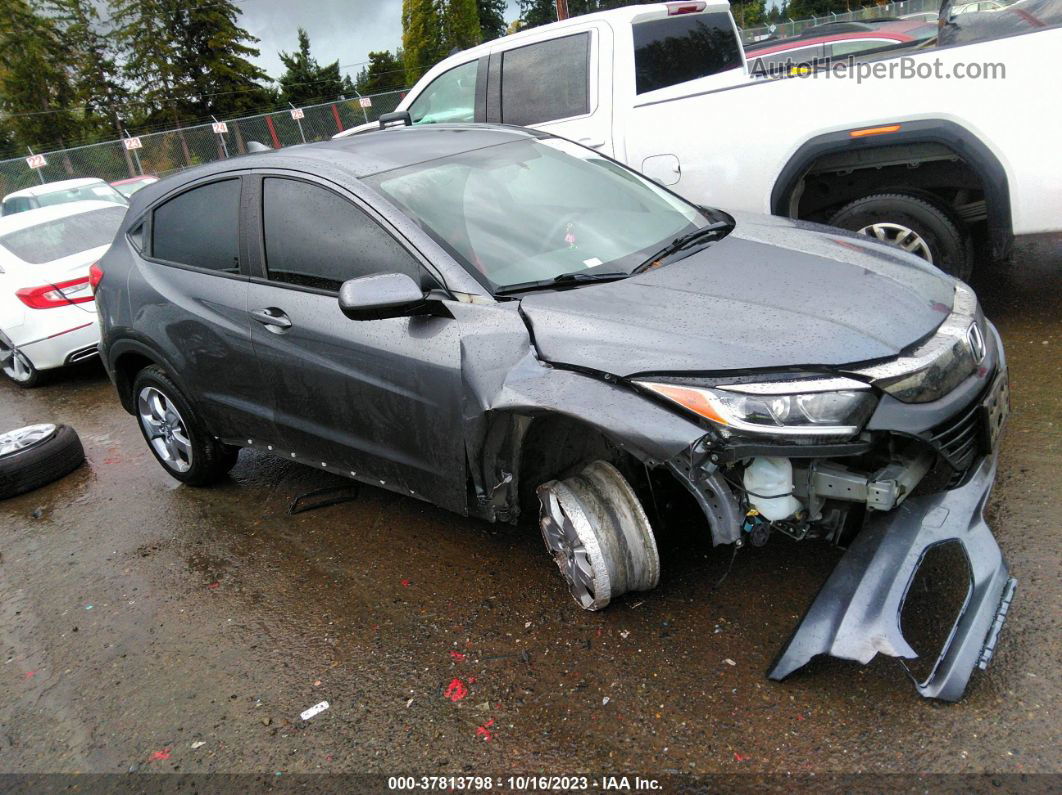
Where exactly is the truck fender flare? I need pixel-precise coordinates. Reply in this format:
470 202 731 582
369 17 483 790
770 119 1013 260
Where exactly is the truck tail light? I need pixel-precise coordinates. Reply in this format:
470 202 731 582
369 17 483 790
89 262 104 294
667 1 707 14
16 277 94 309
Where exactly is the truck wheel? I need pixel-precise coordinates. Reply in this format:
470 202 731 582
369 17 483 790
536 460 659 611
132 365 239 486
0 424 85 500
828 193 973 280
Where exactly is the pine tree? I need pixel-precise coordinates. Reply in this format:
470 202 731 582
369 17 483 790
518 0 556 28
0 0 81 152
278 28 344 106
402 0 443 85
477 0 507 41
44 0 126 141
442 0 480 53
111 0 190 125
172 0 273 117
354 50 407 95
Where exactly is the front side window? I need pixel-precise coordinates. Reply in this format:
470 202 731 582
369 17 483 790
367 137 709 290
152 179 240 273
0 206 126 264
261 178 423 293
408 60 478 125
633 13 742 93
500 33 589 125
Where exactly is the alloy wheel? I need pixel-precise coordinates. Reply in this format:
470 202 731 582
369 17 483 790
137 386 193 473
0 341 35 383
0 424 57 458
857 222 935 264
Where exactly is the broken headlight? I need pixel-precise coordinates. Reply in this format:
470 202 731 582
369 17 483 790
637 376 876 438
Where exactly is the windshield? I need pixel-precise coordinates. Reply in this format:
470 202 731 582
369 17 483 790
36 182 128 209
365 137 710 291
0 206 126 264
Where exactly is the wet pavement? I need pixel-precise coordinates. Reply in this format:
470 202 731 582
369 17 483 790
1 240 1059 778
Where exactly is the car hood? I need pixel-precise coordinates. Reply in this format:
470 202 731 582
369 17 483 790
519 214 956 376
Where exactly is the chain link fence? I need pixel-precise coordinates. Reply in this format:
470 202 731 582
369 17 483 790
0 89 407 197
741 0 943 43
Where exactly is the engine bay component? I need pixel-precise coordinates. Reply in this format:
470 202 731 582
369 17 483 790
743 456 803 520
537 460 660 610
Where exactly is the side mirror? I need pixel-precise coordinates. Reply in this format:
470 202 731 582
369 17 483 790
338 272 427 321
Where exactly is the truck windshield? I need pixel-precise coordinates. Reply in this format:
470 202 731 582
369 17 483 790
366 137 711 291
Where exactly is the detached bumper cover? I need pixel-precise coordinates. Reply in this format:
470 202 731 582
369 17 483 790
768 453 1014 701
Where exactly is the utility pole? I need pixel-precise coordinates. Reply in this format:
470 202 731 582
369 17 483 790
557 0 569 21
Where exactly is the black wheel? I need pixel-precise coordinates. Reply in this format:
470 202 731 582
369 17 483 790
0 424 85 500
828 192 973 280
0 338 46 388
132 365 238 486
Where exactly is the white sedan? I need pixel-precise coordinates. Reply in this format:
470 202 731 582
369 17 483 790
0 201 126 387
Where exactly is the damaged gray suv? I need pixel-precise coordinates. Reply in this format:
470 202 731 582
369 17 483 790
95 124 1013 701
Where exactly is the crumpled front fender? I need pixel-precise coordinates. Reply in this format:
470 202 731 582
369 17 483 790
768 453 1015 701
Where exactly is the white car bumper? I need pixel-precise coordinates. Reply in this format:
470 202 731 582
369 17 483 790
2 306 100 372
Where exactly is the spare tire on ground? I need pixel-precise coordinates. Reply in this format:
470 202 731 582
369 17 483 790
0 424 85 500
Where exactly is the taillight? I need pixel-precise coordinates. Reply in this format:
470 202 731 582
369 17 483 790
89 262 104 294
16 277 94 309
667 1 707 14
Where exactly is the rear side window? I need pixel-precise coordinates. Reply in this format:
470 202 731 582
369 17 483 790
501 33 589 125
261 178 423 293
152 179 240 273
0 206 126 264
633 13 742 94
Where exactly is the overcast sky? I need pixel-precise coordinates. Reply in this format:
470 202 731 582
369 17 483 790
237 0 523 83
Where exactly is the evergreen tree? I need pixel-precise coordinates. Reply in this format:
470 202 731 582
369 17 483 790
173 0 273 117
442 0 480 53
111 0 190 125
402 0 443 85
354 50 407 95
0 0 81 151
518 0 556 28
477 0 508 41
44 0 126 140
278 28 345 106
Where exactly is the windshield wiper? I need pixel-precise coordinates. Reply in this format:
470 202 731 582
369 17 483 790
495 270 629 296
632 220 733 273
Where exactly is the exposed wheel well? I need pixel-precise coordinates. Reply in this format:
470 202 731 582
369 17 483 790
112 351 157 413
792 143 987 236
772 120 1013 262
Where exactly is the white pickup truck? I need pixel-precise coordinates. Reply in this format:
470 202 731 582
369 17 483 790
339 0 1062 278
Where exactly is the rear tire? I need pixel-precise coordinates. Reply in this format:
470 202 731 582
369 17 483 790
828 192 973 280
132 365 238 486
537 460 659 611
0 343 45 388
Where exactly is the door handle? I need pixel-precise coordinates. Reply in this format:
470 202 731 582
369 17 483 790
250 307 292 331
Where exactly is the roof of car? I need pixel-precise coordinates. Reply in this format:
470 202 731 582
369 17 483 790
3 177 107 201
0 200 123 235
124 124 546 219
111 175 158 185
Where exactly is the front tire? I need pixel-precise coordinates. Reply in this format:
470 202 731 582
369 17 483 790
828 192 973 280
132 365 238 486
537 460 659 611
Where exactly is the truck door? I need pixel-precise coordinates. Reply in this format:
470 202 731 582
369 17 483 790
485 24 614 157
